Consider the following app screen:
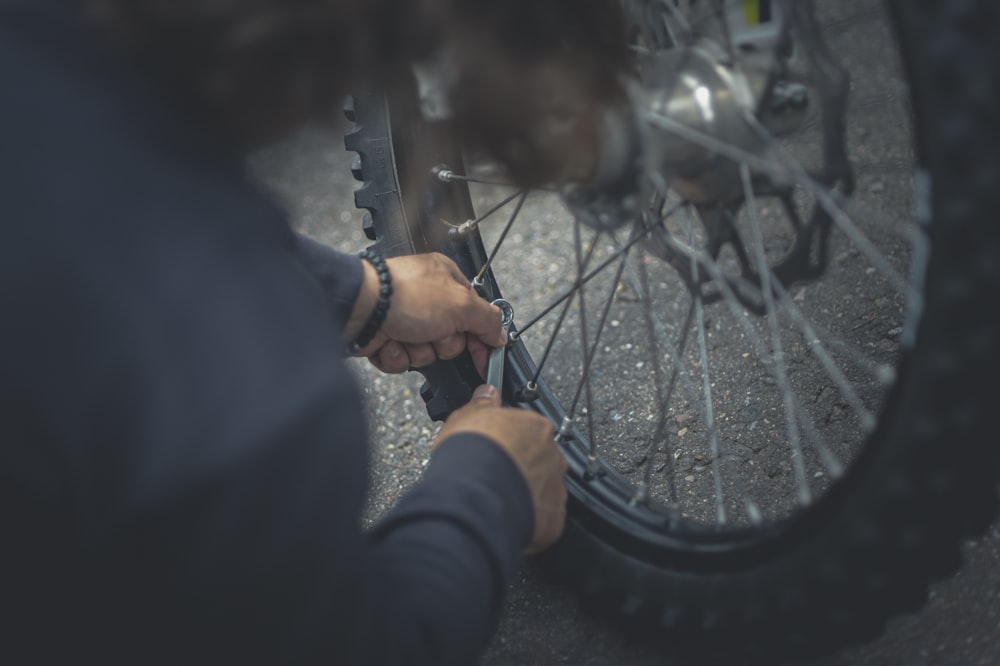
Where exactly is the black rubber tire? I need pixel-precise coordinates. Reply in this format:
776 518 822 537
345 0 1000 661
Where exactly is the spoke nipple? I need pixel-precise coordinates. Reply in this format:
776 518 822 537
508 330 519 342
450 220 476 241
432 164 455 183
515 382 539 403
559 417 574 437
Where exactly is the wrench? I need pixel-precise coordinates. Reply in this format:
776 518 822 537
486 299 514 393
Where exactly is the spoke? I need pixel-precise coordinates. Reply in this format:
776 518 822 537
619 243 716 464
516 229 651 338
438 168 557 191
475 191 527 283
635 249 669 503
568 231 637 458
685 210 728 525
653 219 846 479
640 293 696 505
741 164 811 507
527 237 602 386
709 0 737 63
570 221 597 452
644 110 914 302
803 314 898 387
465 189 526 230
657 0 694 44
515 200 684 341
770 279 878 433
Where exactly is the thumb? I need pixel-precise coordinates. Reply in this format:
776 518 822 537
465 302 508 349
471 383 501 406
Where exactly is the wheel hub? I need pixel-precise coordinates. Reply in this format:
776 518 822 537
641 40 777 204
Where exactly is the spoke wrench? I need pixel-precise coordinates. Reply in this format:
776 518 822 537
486 299 514 393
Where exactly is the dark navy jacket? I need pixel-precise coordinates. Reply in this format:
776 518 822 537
0 2 532 663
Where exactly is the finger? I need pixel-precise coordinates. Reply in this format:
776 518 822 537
466 336 491 378
463 300 507 348
432 333 466 361
470 383 501 406
376 341 410 374
405 342 437 368
437 252 472 286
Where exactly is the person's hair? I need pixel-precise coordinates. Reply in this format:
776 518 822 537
82 0 628 165
82 0 448 143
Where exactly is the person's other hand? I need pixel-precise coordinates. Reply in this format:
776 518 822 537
347 253 505 374
433 384 567 553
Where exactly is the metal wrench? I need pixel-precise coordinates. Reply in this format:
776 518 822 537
486 299 514 393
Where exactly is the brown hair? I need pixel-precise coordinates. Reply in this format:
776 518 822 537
82 0 628 170
82 0 451 143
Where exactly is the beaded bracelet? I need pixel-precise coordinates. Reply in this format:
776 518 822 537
348 249 393 355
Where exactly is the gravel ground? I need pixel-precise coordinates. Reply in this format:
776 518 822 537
247 3 1000 660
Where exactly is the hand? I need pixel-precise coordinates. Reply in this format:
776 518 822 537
346 253 506 374
433 384 568 554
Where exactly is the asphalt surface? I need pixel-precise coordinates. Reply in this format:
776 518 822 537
247 4 1000 659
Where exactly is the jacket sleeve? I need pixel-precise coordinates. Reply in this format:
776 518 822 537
290 232 365 329
3 205 532 666
349 435 534 665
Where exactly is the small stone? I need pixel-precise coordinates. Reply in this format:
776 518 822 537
675 412 695 426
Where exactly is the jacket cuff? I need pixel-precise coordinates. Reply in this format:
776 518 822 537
291 233 363 328
372 434 534 582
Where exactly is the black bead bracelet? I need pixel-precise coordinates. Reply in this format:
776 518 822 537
348 249 392 355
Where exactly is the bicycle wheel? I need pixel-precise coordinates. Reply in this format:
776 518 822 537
345 0 999 660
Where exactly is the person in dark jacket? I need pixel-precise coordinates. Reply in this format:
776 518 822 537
0 1 567 663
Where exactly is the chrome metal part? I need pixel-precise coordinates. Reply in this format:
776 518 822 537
516 380 540 403
638 40 772 204
570 1 797 223
486 299 514 393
